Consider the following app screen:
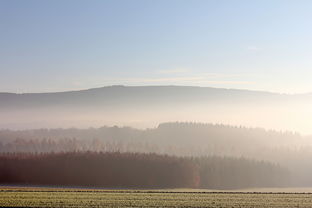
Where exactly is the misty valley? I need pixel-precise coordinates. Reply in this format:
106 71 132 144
2 86 312 208
1 122 312 189
1 86 312 191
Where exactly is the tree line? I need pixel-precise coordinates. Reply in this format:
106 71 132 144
0 122 305 159
0 152 289 189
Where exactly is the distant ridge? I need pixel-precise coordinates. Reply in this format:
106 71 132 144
0 85 288 111
0 85 312 134
0 85 292 95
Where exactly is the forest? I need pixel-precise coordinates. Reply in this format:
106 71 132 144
1 122 311 188
0 122 306 157
0 152 288 189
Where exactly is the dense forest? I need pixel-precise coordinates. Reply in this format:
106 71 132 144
0 152 288 189
1 122 311 187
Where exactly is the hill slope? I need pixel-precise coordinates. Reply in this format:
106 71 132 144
1 85 312 133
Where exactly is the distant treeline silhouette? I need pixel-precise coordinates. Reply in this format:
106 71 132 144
0 152 288 189
0 122 304 158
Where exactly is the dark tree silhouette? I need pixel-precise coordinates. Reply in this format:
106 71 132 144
0 152 288 189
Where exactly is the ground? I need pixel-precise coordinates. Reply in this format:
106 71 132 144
1 187 312 208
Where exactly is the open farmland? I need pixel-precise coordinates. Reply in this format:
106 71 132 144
1 187 312 208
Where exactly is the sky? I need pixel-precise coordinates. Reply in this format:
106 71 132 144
1 0 312 94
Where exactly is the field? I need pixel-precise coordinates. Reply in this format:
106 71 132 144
1 187 312 208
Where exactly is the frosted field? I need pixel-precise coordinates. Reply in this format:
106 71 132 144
1 187 312 208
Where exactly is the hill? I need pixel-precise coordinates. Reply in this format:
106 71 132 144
1 85 312 133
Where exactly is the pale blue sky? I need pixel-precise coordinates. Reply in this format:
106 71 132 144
1 0 312 93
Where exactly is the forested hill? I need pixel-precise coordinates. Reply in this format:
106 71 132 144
0 85 287 109
1 85 312 133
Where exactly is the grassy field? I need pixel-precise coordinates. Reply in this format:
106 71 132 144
1 187 312 208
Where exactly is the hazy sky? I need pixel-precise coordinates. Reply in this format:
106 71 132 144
1 0 312 93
